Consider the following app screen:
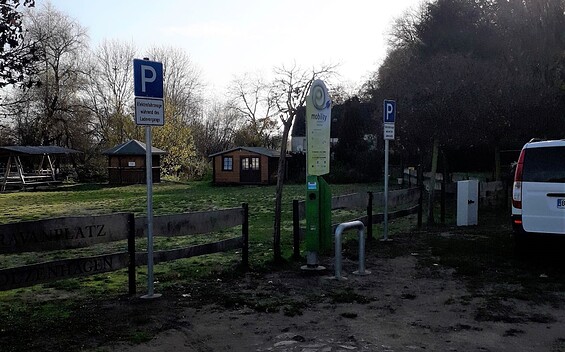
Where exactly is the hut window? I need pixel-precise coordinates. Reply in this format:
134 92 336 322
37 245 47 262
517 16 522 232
222 156 233 171
242 157 259 170
251 157 259 170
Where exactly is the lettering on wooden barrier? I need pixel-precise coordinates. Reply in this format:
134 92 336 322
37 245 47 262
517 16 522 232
0 224 107 247
0 213 131 254
0 253 129 291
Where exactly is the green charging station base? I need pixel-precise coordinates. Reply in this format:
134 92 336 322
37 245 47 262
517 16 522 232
303 175 331 270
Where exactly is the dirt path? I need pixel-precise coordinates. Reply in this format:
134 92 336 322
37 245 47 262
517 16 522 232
97 244 565 352
6 219 564 352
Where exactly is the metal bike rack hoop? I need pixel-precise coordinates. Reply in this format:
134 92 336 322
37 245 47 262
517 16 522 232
332 220 371 280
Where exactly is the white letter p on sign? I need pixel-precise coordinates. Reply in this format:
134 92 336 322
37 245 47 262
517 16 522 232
386 103 394 116
141 65 156 93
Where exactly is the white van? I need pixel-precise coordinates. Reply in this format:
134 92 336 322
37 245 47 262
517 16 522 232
512 139 565 236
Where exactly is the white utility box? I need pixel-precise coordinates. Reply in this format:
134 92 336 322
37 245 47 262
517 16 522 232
457 180 479 226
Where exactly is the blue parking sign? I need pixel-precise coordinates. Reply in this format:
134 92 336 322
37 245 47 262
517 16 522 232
383 100 396 123
134 59 163 98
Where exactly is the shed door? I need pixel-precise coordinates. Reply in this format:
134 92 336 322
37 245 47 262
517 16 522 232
240 157 261 183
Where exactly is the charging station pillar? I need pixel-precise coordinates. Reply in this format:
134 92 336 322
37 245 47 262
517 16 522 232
302 79 332 270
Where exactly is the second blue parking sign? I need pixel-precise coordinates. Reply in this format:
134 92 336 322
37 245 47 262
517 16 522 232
383 100 396 123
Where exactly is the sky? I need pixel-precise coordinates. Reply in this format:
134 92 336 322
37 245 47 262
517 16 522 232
34 0 421 98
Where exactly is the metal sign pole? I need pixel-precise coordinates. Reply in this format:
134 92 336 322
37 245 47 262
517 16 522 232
141 126 160 299
384 139 389 241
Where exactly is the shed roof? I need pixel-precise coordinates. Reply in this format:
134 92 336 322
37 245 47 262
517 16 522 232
209 146 281 158
102 140 167 156
0 146 81 156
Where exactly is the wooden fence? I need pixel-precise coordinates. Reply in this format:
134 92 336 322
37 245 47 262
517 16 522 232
133 206 249 272
292 188 422 257
0 204 248 294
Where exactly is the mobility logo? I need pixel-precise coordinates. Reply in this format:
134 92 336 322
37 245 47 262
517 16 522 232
310 112 328 122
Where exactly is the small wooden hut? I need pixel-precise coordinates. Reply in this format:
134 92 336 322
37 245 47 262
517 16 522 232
0 146 81 191
209 147 286 185
102 140 167 184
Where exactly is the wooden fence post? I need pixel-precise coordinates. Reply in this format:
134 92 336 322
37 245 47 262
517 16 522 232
292 200 300 259
441 151 448 224
367 191 373 241
441 175 446 224
417 164 423 228
242 203 249 270
127 213 136 295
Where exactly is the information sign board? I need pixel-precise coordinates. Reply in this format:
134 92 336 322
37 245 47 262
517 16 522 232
306 80 332 176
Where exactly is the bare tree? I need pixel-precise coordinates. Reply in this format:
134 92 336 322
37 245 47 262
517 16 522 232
192 99 239 157
328 83 355 105
0 0 38 136
229 72 278 147
387 4 424 50
0 0 38 91
271 62 336 262
138 46 207 179
84 39 136 147
147 46 203 122
10 2 89 147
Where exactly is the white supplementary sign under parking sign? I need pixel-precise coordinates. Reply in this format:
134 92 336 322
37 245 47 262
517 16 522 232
384 123 395 140
135 97 164 126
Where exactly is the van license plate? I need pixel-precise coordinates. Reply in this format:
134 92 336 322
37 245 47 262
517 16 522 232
558 199 565 209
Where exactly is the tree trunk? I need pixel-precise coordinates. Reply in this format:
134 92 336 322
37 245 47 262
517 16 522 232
273 119 292 263
427 138 439 225
494 145 501 181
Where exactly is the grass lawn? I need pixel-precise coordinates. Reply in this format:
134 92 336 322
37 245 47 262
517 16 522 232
0 180 405 294
0 179 381 242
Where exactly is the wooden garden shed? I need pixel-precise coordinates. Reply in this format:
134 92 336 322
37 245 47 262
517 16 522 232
0 145 81 191
102 140 167 184
209 147 287 185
